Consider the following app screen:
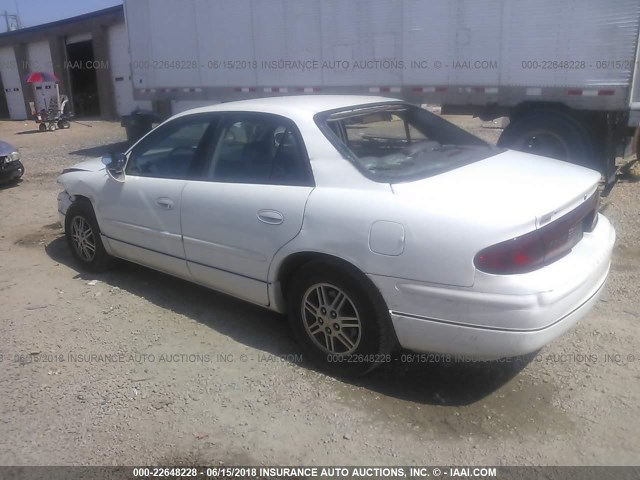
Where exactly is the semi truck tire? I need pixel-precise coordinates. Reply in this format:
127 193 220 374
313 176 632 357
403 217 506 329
498 110 598 171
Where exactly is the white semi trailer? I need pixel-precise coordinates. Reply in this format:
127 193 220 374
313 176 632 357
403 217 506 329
123 0 640 185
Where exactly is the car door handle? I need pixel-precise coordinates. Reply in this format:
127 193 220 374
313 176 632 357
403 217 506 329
155 197 174 210
257 209 284 225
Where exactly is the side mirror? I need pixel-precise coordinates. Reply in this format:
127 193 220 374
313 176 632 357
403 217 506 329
102 153 127 179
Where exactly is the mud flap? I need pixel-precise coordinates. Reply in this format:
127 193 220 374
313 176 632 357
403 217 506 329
602 114 621 197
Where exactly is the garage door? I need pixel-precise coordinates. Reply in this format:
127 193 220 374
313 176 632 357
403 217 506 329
0 47 27 120
27 41 55 113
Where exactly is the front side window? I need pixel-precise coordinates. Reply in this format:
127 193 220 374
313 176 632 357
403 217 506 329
210 114 312 186
317 103 500 182
126 114 216 179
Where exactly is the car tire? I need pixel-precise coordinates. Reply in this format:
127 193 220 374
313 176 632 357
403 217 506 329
65 201 114 273
287 261 396 377
498 110 598 170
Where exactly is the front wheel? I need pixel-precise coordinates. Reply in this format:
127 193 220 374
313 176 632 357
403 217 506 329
65 201 114 272
288 262 396 377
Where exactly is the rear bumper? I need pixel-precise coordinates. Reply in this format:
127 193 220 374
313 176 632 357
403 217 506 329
369 214 615 359
388 262 608 359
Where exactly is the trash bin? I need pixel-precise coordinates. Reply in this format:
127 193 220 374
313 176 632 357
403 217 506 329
121 109 158 144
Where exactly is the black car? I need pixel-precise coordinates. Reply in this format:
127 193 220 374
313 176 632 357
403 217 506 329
0 140 24 183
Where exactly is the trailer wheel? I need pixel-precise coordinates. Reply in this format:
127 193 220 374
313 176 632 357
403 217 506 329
498 110 597 170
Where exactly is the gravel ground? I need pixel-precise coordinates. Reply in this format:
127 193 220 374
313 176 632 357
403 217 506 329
0 115 638 467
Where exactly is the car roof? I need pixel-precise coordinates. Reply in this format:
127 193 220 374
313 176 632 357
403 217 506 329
176 95 405 119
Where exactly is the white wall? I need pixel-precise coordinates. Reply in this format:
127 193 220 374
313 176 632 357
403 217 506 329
108 22 151 116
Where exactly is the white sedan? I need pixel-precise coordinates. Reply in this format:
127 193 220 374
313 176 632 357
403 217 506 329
57 96 615 376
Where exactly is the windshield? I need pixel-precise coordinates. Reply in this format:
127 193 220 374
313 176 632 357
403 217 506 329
315 103 502 182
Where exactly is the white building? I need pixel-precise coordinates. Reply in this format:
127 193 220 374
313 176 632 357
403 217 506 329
0 5 149 120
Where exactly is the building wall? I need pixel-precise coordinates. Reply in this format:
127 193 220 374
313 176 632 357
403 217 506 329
0 6 137 121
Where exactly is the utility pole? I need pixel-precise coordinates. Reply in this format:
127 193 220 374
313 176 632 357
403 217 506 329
1 10 22 32
14 0 21 25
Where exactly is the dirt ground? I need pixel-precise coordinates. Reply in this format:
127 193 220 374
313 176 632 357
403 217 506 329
0 114 638 467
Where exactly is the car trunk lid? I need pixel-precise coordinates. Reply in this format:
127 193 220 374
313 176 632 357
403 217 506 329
391 149 601 229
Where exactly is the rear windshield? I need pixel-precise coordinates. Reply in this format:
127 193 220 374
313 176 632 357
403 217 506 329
315 103 502 182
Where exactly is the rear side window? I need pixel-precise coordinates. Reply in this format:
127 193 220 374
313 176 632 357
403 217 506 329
209 113 313 186
316 103 500 183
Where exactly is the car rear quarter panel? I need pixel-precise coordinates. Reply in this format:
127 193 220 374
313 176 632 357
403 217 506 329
269 185 536 290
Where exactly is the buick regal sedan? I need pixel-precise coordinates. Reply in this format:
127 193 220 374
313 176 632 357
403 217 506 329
57 96 615 376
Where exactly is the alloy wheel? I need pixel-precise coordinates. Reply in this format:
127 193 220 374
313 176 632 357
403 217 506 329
70 216 96 262
301 283 362 355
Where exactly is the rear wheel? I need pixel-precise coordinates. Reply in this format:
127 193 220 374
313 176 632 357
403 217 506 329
58 120 70 129
65 201 114 272
287 261 395 377
38 123 47 132
498 110 598 170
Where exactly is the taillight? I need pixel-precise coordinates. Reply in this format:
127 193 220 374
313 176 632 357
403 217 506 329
474 230 545 274
474 192 599 275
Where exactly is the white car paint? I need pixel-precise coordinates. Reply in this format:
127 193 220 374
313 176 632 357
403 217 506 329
99 175 190 278
181 182 313 305
57 96 615 360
